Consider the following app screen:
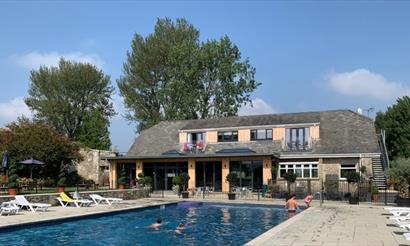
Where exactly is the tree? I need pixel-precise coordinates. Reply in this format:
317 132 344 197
283 172 297 194
76 109 111 150
0 119 81 181
118 17 260 132
387 158 410 197
25 59 115 149
375 96 410 160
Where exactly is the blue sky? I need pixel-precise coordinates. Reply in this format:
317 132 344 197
1 1 410 152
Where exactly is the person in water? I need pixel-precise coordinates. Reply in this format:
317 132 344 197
175 223 185 234
285 194 298 213
148 218 163 229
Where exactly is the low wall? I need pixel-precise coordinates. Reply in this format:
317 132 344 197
0 188 150 206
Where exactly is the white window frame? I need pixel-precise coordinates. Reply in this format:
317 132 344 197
279 161 319 179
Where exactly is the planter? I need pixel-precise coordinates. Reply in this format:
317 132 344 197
372 194 380 202
57 186 65 193
228 193 236 200
181 191 189 199
8 188 17 195
349 196 359 204
396 197 410 207
119 184 125 190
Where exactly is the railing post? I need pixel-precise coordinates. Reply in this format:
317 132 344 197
257 189 260 201
384 176 387 205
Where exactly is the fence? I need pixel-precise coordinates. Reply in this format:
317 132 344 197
149 180 399 204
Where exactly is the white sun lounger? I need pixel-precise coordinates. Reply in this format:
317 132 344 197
57 192 93 207
387 210 410 217
89 194 123 205
14 195 51 213
385 207 410 211
0 201 20 215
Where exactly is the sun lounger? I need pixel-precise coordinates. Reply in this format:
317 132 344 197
14 195 51 213
403 232 410 240
57 192 92 207
386 210 410 217
89 194 123 205
0 201 20 215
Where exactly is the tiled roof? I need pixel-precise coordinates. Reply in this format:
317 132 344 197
127 110 380 158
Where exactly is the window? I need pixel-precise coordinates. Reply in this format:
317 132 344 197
188 132 205 144
230 160 263 189
340 164 357 178
285 127 310 151
279 162 318 179
250 129 273 141
217 131 238 142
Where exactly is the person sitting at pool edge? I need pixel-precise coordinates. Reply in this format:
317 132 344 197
148 218 163 229
175 223 185 234
304 194 314 208
285 194 298 213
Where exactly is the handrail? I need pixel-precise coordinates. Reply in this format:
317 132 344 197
377 130 390 170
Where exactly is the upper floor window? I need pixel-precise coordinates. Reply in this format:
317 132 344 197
188 132 205 144
250 129 273 141
218 131 238 142
285 127 310 151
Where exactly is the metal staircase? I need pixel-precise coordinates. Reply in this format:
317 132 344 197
372 130 390 189
372 156 386 189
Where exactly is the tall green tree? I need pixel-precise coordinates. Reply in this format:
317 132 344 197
375 96 410 159
0 119 81 181
25 59 115 149
76 109 111 150
118 17 259 132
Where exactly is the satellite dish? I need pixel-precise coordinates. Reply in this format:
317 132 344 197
357 107 363 115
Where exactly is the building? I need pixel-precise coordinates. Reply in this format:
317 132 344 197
104 110 383 193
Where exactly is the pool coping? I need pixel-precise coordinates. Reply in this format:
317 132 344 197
0 201 177 231
245 206 315 245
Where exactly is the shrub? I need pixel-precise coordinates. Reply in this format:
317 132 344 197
7 161 18 189
118 167 127 185
371 186 379 195
226 173 239 192
345 172 360 184
179 172 190 191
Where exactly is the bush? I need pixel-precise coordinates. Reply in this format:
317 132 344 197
345 172 360 184
65 170 83 186
7 161 18 188
44 177 55 187
143 176 152 187
57 164 67 187
226 173 239 192
372 186 379 195
388 158 410 197
283 172 297 183
118 167 127 185
179 173 190 191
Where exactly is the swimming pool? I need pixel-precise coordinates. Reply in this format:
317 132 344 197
0 202 295 246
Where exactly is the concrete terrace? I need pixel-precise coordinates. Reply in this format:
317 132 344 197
0 198 408 246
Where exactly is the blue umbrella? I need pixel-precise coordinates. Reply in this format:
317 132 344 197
1 151 8 171
19 158 44 179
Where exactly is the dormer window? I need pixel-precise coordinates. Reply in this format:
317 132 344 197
217 131 238 142
285 127 310 151
188 132 205 144
250 129 273 141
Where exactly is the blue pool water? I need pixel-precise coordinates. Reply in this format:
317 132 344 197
0 202 296 246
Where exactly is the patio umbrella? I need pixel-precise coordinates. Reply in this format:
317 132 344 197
19 158 44 179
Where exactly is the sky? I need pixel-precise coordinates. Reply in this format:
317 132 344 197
1 1 410 152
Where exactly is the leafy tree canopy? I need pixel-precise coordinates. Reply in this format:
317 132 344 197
375 96 410 159
25 59 115 150
0 119 81 181
118 17 260 132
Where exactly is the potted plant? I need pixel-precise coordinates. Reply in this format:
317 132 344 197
57 163 67 193
387 158 410 206
371 185 380 202
345 171 360 204
118 167 127 190
226 173 239 200
7 161 18 195
179 172 190 198
282 172 297 194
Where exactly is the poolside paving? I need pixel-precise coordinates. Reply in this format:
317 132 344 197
246 201 410 246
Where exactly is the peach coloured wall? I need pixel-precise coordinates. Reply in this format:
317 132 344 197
310 125 320 139
207 131 218 143
238 129 250 142
273 127 285 140
135 160 143 178
262 157 272 184
179 132 187 144
222 158 230 192
188 159 196 189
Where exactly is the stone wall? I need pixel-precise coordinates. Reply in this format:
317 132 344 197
76 149 116 184
0 188 150 205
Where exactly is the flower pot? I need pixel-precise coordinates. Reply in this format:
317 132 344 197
181 191 189 199
8 188 17 196
396 197 410 207
119 184 125 190
372 194 380 202
349 196 359 204
58 186 65 193
228 193 236 200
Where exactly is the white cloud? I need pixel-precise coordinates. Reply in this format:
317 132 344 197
238 98 277 116
12 51 104 70
0 97 32 126
327 69 410 101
